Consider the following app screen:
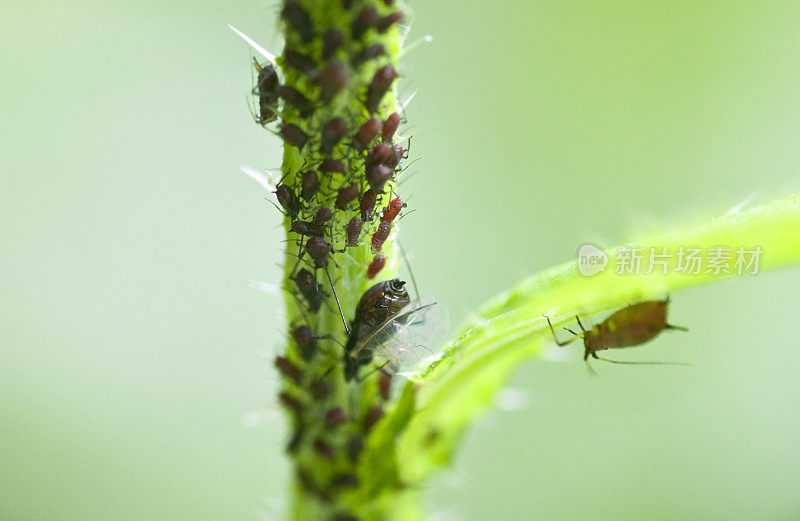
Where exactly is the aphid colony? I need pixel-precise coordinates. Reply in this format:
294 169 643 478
251 1 408 286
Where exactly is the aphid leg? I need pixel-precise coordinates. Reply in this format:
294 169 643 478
594 356 690 367
575 315 587 333
665 323 689 331
324 266 351 336
584 358 598 377
545 316 577 347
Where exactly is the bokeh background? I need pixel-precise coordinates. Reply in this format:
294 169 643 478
3 1 800 520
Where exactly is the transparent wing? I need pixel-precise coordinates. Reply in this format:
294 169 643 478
355 298 449 372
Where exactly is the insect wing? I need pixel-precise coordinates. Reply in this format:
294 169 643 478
359 299 449 372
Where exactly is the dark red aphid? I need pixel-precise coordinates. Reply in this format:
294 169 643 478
377 11 404 33
354 118 381 150
366 65 398 113
280 2 314 42
252 59 279 125
320 158 346 174
300 170 319 200
310 379 331 399
278 85 314 117
313 206 333 224
386 143 405 168
313 438 336 459
382 112 400 142
371 221 391 251
360 189 377 220
546 298 687 373
320 117 348 154
366 254 386 279
366 164 393 192
325 407 347 428
293 325 318 360
275 356 302 384
290 220 323 237
351 44 386 67
282 49 317 74
335 185 359 210
322 28 344 60
317 62 348 101
274 184 300 219
279 123 309 149
351 7 379 40
278 391 303 415
346 216 363 246
293 268 326 313
306 236 330 268
367 142 392 168
363 406 384 432
381 197 404 222
378 371 392 400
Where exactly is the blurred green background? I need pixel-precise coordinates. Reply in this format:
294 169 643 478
2 1 800 520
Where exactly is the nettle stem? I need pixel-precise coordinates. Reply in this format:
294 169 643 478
264 1 415 520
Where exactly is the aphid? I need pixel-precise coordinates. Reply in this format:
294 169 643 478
365 65 398 113
275 356 302 384
351 7 379 40
320 117 348 154
343 279 445 380
279 123 309 149
310 378 331 399
293 268 327 313
351 44 386 67
366 164 393 192
325 407 347 428
360 189 377 221
274 184 300 219
280 2 314 43
366 254 386 279
282 49 317 74
377 11 404 33
367 142 392 168
320 158 346 174
386 143 405 169
293 325 318 360
354 118 381 150
290 220 323 237
380 197 404 222
546 298 688 373
346 216 363 246
300 170 319 200
322 28 344 60
347 435 364 461
306 236 331 268
378 370 392 400
313 438 336 459
363 406 384 432
332 474 359 488
335 185 359 210
381 112 400 142
371 220 391 251
252 58 280 125
278 391 303 415
278 85 314 117
317 62 348 101
313 206 333 224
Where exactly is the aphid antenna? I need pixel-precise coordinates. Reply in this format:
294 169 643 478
398 90 418 113
665 324 689 332
323 265 351 336
396 239 420 300
394 208 417 223
594 356 691 367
